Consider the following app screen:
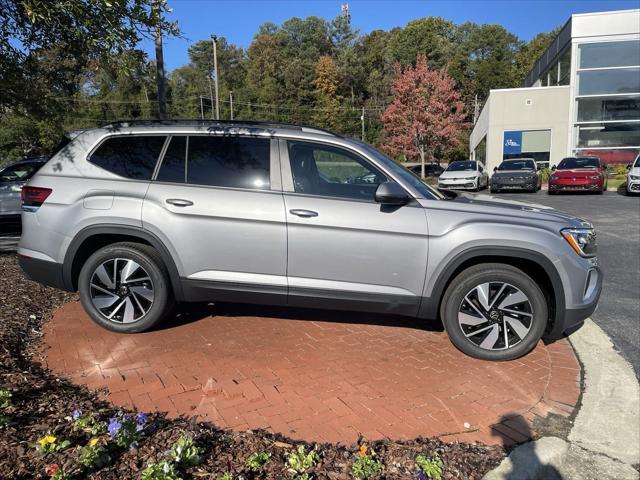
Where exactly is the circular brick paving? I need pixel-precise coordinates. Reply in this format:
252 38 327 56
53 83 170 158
40 301 581 446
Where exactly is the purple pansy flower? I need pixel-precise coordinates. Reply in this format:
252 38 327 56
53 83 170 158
136 412 148 424
107 417 122 438
72 409 82 420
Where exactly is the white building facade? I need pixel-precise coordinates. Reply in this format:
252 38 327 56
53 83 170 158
470 9 640 172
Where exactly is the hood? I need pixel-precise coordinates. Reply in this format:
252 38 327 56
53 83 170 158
424 192 592 229
492 170 537 178
553 168 601 178
439 170 479 180
628 167 640 176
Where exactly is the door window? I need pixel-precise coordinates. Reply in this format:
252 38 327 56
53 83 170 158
89 135 166 180
287 141 386 201
187 136 270 190
156 136 187 183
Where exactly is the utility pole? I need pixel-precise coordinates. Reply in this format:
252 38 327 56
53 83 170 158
229 91 234 120
473 94 479 125
361 106 365 142
207 76 214 119
211 34 220 120
199 96 204 120
153 0 167 120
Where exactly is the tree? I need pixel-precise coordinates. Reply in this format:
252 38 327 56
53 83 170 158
381 54 467 174
312 56 342 131
515 29 560 84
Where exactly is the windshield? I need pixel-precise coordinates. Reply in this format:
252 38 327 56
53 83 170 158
557 157 600 169
498 159 536 171
355 141 445 200
634 154 640 168
0 162 42 183
447 161 477 172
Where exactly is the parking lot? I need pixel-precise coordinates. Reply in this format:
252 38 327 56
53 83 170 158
3 190 638 377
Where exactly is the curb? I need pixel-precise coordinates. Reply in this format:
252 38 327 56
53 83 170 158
481 319 640 480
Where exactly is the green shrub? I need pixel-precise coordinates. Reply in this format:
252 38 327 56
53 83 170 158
246 451 272 471
352 445 384 479
415 452 444 480
169 436 201 467
141 461 182 480
79 438 111 469
287 445 319 479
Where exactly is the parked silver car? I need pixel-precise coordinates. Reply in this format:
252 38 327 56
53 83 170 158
18 121 601 360
438 160 489 191
627 153 640 195
0 158 48 219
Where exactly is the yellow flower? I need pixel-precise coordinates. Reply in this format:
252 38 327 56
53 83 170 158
89 438 99 447
38 435 56 446
359 445 368 457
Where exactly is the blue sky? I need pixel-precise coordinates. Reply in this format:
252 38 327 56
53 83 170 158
142 0 639 71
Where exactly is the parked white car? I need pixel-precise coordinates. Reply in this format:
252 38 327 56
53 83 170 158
438 160 489 191
627 153 640 195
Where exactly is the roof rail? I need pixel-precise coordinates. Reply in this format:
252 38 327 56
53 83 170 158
102 119 340 137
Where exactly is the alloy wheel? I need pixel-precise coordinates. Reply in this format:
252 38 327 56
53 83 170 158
458 282 533 350
89 258 154 323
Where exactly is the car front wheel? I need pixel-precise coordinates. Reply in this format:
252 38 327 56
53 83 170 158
440 263 548 361
78 242 174 333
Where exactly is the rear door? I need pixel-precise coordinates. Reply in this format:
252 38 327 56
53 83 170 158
142 134 287 303
280 139 429 316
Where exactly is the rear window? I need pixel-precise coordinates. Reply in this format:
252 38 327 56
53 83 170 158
89 136 167 180
156 136 270 190
0 162 44 182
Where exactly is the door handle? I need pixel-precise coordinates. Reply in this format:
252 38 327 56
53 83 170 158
289 209 318 218
166 198 194 207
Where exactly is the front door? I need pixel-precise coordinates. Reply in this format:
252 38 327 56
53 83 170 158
280 139 429 316
142 134 287 303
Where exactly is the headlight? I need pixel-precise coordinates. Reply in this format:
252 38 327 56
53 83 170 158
561 228 597 257
630 175 640 180
551 175 560 181
10 185 23 192
465 176 477 181
587 175 600 180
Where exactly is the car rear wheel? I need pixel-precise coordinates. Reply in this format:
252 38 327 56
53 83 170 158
440 263 548 361
78 242 173 333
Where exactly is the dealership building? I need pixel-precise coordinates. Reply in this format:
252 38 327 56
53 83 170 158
470 9 640 171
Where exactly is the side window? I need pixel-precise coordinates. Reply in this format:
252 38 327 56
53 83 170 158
187 136 270 190
287 141 386 201
156 136 186 183
89 136 166 180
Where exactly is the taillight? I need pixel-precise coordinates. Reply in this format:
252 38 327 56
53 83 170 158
21 186 52 211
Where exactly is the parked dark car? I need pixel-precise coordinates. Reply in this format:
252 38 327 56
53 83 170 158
548 157 607 194
490 158 541 193
408 164 444 177
0 158 48 221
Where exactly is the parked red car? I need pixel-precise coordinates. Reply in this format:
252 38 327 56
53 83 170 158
548 157 608 194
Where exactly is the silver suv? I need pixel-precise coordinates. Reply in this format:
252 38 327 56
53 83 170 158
18 121 601 361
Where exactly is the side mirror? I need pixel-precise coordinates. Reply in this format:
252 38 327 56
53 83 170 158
493 166 497 172
375 181 411 206
626 164 631 170
551 165 557 171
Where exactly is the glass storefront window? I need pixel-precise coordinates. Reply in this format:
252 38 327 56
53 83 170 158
474 136 486 164
576 122 640 148
577 68 640 96
576 148 640 166
559 49 571 85
577 96 640 122
579 41 640 69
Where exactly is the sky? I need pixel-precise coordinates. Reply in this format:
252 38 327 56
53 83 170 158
141 0 640 71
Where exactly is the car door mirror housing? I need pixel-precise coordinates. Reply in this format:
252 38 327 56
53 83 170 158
493 166 497 172
551 165 557 171
375 181 411 205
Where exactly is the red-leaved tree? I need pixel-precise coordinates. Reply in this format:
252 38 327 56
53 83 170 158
381 54 467 175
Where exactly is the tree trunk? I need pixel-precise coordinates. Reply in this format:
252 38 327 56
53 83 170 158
419 144 426 178
154 2 166 120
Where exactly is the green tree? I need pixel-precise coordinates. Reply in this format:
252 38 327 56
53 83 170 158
515 29 560 84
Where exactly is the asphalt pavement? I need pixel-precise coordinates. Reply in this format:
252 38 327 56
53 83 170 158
495 190 640 379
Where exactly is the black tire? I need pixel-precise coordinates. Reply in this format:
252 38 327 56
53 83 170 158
440 263 548 361
490 188 499 194
78 242 174 333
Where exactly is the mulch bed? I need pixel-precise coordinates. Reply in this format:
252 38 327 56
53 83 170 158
0 254 505 479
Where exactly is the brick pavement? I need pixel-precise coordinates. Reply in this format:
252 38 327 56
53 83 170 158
39 301 581 446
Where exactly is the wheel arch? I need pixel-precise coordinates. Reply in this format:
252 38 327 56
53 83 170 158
419 246 565 337
63 225 184 301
